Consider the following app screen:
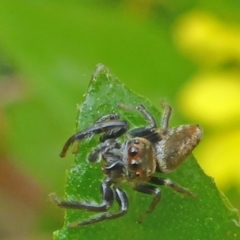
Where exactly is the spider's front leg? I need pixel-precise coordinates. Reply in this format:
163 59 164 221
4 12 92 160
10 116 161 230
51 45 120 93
60 113 129 157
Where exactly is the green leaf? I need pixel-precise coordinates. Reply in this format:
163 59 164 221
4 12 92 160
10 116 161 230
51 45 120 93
53 64 240 240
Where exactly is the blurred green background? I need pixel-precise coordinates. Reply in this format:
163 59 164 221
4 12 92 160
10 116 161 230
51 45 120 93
0 1 240 239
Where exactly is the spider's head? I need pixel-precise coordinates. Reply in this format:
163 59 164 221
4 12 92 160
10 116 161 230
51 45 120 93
122 137 156 183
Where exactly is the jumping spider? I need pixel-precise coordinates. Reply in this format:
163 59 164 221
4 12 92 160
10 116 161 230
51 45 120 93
51 103 202 227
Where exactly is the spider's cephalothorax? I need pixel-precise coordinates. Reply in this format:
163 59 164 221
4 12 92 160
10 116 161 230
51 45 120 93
51 103 202 227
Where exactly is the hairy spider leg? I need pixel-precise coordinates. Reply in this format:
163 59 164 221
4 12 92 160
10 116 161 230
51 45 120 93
100 122 129 142
127 105 157 141
60 119 128 157
134 175 196 223
88 139 121 163
125 105 159 143
149 176 196 197
69 187 129 227
133 184 161 223
93 113 120 124
59 113 121 157
136 104 157 129
128 103 173 142
159 102 172 134
92 113 129 142
50 181 114 212
118 103 158 141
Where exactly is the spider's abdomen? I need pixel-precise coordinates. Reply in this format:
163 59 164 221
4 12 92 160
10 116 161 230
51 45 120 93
155 125 202 173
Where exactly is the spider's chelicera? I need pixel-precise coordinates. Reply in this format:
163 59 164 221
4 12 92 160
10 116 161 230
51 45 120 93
50 103 202 227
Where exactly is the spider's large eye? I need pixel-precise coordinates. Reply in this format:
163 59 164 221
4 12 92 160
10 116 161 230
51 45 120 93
128 146 139 158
